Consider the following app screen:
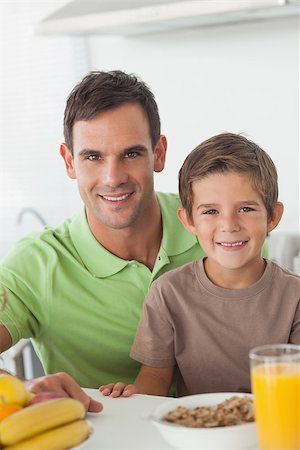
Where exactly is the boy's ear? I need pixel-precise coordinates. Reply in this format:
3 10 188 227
177 208 197 236
267 201 284 233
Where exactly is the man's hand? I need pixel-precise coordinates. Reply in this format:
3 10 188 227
99 382 137 398
24 372 103 413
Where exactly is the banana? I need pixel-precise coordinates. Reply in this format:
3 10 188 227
0 397 85 446
4 418 91 450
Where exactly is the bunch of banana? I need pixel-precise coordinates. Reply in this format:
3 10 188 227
0 397 92 450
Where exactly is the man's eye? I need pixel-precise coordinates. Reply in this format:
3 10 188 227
203 209 218 215
125 152 138 159
87 155 100 161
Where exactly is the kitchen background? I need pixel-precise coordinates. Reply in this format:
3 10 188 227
0 0 299 376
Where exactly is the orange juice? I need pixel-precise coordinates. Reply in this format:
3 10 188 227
251 363 300 450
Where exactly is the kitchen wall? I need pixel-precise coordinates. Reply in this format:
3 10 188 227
0 9 299 261
86 16 299 234
0 2 89 258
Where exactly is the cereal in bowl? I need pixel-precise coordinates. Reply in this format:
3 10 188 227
163 395 254 428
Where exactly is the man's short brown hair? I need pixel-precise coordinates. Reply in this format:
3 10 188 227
179 133 278 219
64 70 161 154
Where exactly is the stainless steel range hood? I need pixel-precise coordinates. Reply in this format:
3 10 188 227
35 0 300 36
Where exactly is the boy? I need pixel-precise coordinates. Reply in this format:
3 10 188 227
100 132 300 398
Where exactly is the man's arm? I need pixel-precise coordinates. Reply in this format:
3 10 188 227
0 325 102 412
25 372 103 412
0 324 13 353
0 324 14 375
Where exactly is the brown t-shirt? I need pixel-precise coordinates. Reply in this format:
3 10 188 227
130 259 300 397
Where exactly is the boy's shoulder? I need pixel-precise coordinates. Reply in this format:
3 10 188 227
152 259 300 293
265 261 300 303
154 260 199 288
270 260 300 283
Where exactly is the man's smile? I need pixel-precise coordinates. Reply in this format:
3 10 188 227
99 193 133 202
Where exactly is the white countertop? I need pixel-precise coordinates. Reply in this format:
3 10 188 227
83 388 175 449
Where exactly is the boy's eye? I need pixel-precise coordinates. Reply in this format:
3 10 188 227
239 206 254 213
203 209 218 215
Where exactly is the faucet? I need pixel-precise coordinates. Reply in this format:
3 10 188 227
16 208 47 227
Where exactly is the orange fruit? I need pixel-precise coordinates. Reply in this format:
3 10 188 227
0 403 22 421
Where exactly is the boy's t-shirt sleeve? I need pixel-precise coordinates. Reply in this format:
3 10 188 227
289 298 300 345
130 284 176 368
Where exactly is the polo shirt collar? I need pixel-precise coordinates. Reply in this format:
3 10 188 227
69 194 197 278
69 210 128 278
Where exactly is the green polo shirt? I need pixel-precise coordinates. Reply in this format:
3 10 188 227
0 193 203 387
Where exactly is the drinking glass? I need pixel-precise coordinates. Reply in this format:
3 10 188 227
249 344 300 450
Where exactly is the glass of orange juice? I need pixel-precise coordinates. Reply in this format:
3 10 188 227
249 344 300 450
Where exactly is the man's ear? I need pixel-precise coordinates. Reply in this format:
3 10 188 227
153 135 167 173
177 208 197 236
60 143 76 179
267 201 284 233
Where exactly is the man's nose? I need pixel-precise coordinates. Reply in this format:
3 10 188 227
102 161 128 188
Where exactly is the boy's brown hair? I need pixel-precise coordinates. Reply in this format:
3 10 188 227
179 132 278 219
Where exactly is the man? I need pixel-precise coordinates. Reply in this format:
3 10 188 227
0 71 269 410
0 71 203 410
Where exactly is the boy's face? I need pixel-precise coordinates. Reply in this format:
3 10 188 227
178 172 283 286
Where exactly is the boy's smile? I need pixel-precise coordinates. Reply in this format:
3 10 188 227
216 240 248 250
178 171 283 288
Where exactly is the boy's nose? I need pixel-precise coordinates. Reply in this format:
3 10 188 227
219 216 241 232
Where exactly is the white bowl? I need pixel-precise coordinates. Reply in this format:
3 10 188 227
149 392 258 450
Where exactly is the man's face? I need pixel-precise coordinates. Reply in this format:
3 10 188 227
61 103 166 231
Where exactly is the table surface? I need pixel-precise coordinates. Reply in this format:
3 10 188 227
82 389 260 450
82 388 175 449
